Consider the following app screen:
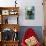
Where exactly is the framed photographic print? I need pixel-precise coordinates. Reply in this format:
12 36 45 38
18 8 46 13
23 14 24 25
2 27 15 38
10 11 15 15
2 10 9 15
25 6 35 20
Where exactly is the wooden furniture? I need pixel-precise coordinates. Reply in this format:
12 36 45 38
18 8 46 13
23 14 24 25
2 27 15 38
0 7 19 24
0 7 19 46
2 41 19 46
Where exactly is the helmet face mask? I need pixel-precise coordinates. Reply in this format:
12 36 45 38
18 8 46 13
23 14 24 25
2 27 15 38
25 36 38 46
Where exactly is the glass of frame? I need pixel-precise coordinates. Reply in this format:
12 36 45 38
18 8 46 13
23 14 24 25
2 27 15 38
25 6 35 20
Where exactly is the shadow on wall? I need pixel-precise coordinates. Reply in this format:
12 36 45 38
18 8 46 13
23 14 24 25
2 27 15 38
18 26 43 44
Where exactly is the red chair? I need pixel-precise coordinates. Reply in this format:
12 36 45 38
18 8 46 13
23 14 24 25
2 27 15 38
21 28 41 46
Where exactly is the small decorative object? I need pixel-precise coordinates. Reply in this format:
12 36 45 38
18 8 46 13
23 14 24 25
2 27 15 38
5 18 8 24
13 28 18 40
14 29 17 32
2 28 13 41
15 0 17 7
10 12 14 15
25 6 35 19
13 32 18 41
9 10 18 15
2 10 9 15
10 10 14 15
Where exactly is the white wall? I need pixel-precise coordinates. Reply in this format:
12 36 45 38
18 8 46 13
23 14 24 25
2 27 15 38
0 0 15 7
18 0 44 26
0 0 44 26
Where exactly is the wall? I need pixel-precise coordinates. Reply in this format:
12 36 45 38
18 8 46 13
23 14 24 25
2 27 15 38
20 0 43 26
18 0 44 26
0 0 44 26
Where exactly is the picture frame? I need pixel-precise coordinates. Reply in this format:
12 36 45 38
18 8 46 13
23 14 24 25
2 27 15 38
10 11 15 15
2 10 9 15
25 6 35 20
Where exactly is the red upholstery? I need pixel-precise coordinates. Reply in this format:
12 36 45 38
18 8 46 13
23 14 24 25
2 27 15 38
21 28 41 46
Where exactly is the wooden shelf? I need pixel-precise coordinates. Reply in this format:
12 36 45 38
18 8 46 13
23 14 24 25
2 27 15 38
0 24 20 32
2 40 19 42
0 40 19 46
0 7 19 10
0 7 19 24
0 7 20 46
